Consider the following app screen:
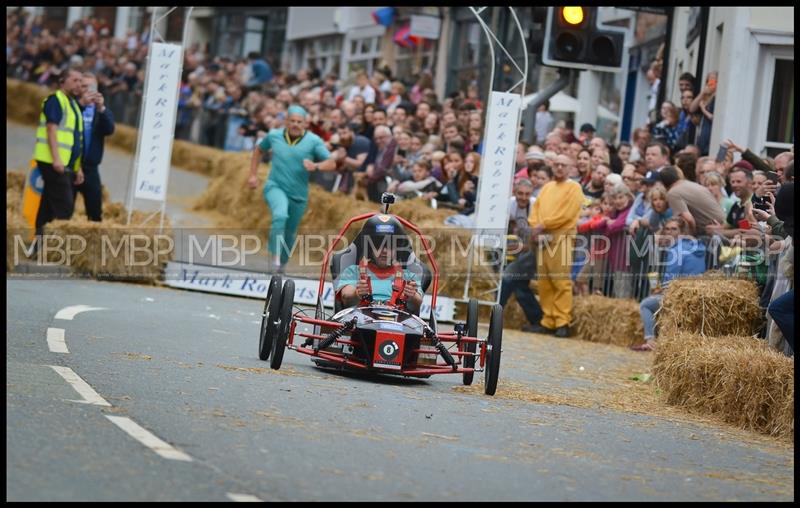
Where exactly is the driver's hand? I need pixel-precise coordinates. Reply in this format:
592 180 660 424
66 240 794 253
356 279 370 297
403 279 418 300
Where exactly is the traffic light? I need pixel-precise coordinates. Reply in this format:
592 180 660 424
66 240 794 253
541 7 626 72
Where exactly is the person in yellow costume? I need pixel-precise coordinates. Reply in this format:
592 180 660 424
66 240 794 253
527 154 584 337
32 68 85 242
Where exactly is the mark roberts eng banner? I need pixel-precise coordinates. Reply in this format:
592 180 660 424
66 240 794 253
133 42 183 201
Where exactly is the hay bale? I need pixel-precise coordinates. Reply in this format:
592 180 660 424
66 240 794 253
7 208 32 271
44 218 172 283
652 331 794 441
108 124 139 153
657 276 762 337
7 171 26 194
41 206 173 282
6 78 49 123
7 187 23 214
570 295 644 346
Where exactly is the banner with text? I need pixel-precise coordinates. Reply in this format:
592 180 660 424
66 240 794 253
133 42 183 201
164 262 456 322
474 91 521 232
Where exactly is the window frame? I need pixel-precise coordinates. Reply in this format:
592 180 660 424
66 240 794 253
752 42 793 157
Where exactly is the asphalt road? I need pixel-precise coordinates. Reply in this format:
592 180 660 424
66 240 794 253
6 278 794 501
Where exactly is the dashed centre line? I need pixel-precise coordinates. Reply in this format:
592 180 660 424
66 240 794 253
49 366 111 406
226 493 264 502
46 328 68 354
54 305 107 320
105 416 193 462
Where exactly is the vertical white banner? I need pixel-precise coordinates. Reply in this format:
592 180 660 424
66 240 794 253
474 91 521 231
133 42 183 201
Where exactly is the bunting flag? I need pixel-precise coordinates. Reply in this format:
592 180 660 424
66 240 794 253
393 24 423 49
372 7 395 27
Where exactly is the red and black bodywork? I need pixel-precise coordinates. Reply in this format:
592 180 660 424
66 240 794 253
257 193 503 395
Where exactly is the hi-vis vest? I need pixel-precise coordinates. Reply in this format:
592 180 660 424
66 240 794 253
33 90 83 171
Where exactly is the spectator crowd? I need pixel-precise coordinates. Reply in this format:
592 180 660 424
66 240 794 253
7 8 794 355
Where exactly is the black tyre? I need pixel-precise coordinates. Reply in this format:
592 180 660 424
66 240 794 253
462 298 478 386
484 304 503 396
258 275 282 361
270 279 295 370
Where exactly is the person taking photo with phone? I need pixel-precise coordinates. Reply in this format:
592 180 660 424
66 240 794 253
690 71 717 156
75 72 115 222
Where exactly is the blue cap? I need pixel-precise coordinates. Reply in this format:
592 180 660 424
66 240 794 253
287 105 307 118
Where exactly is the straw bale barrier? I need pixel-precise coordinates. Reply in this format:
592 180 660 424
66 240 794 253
7 168 171 281
570 295 644 347
6 79 47 123
7 171 29 271
652 331 794 441
41 211 173 282
7 171 26 194
7 208 31 271
657 275 762 337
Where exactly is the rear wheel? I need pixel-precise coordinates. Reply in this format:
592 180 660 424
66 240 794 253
484 304 503 396
462 298 478 386
258 275 282 361
270 279 295 370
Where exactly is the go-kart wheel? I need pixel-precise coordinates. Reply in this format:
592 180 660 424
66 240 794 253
258 275 282 361
270 279 295 370
484 304 503 396
462 298 478 386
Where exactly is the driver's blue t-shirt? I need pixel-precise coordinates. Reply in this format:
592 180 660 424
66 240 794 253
335 264 424 302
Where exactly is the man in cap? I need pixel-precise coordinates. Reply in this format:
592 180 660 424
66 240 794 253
578 123 595 147
248 105 339 273
515 147 546 183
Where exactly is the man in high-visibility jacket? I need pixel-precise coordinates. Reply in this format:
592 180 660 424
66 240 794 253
33 67 85 238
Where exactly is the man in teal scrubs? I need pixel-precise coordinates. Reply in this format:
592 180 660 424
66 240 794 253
248 105 339 272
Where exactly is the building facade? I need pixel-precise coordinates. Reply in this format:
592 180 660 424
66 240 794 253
666 6 794 157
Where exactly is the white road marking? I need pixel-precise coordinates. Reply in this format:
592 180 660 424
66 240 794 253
54 305 107 320
226 493 263 502
49 366 111 406
105 416 193 462
47 328 69 353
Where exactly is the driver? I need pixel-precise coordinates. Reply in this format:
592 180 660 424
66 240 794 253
335 216 424 309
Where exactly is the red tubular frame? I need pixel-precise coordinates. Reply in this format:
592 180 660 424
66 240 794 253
314 212 440 311
284 210 480 377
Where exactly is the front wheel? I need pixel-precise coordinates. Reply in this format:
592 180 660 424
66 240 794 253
258 275 282 361
484 304 503 396
270 279 295 370
462 298 478 386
